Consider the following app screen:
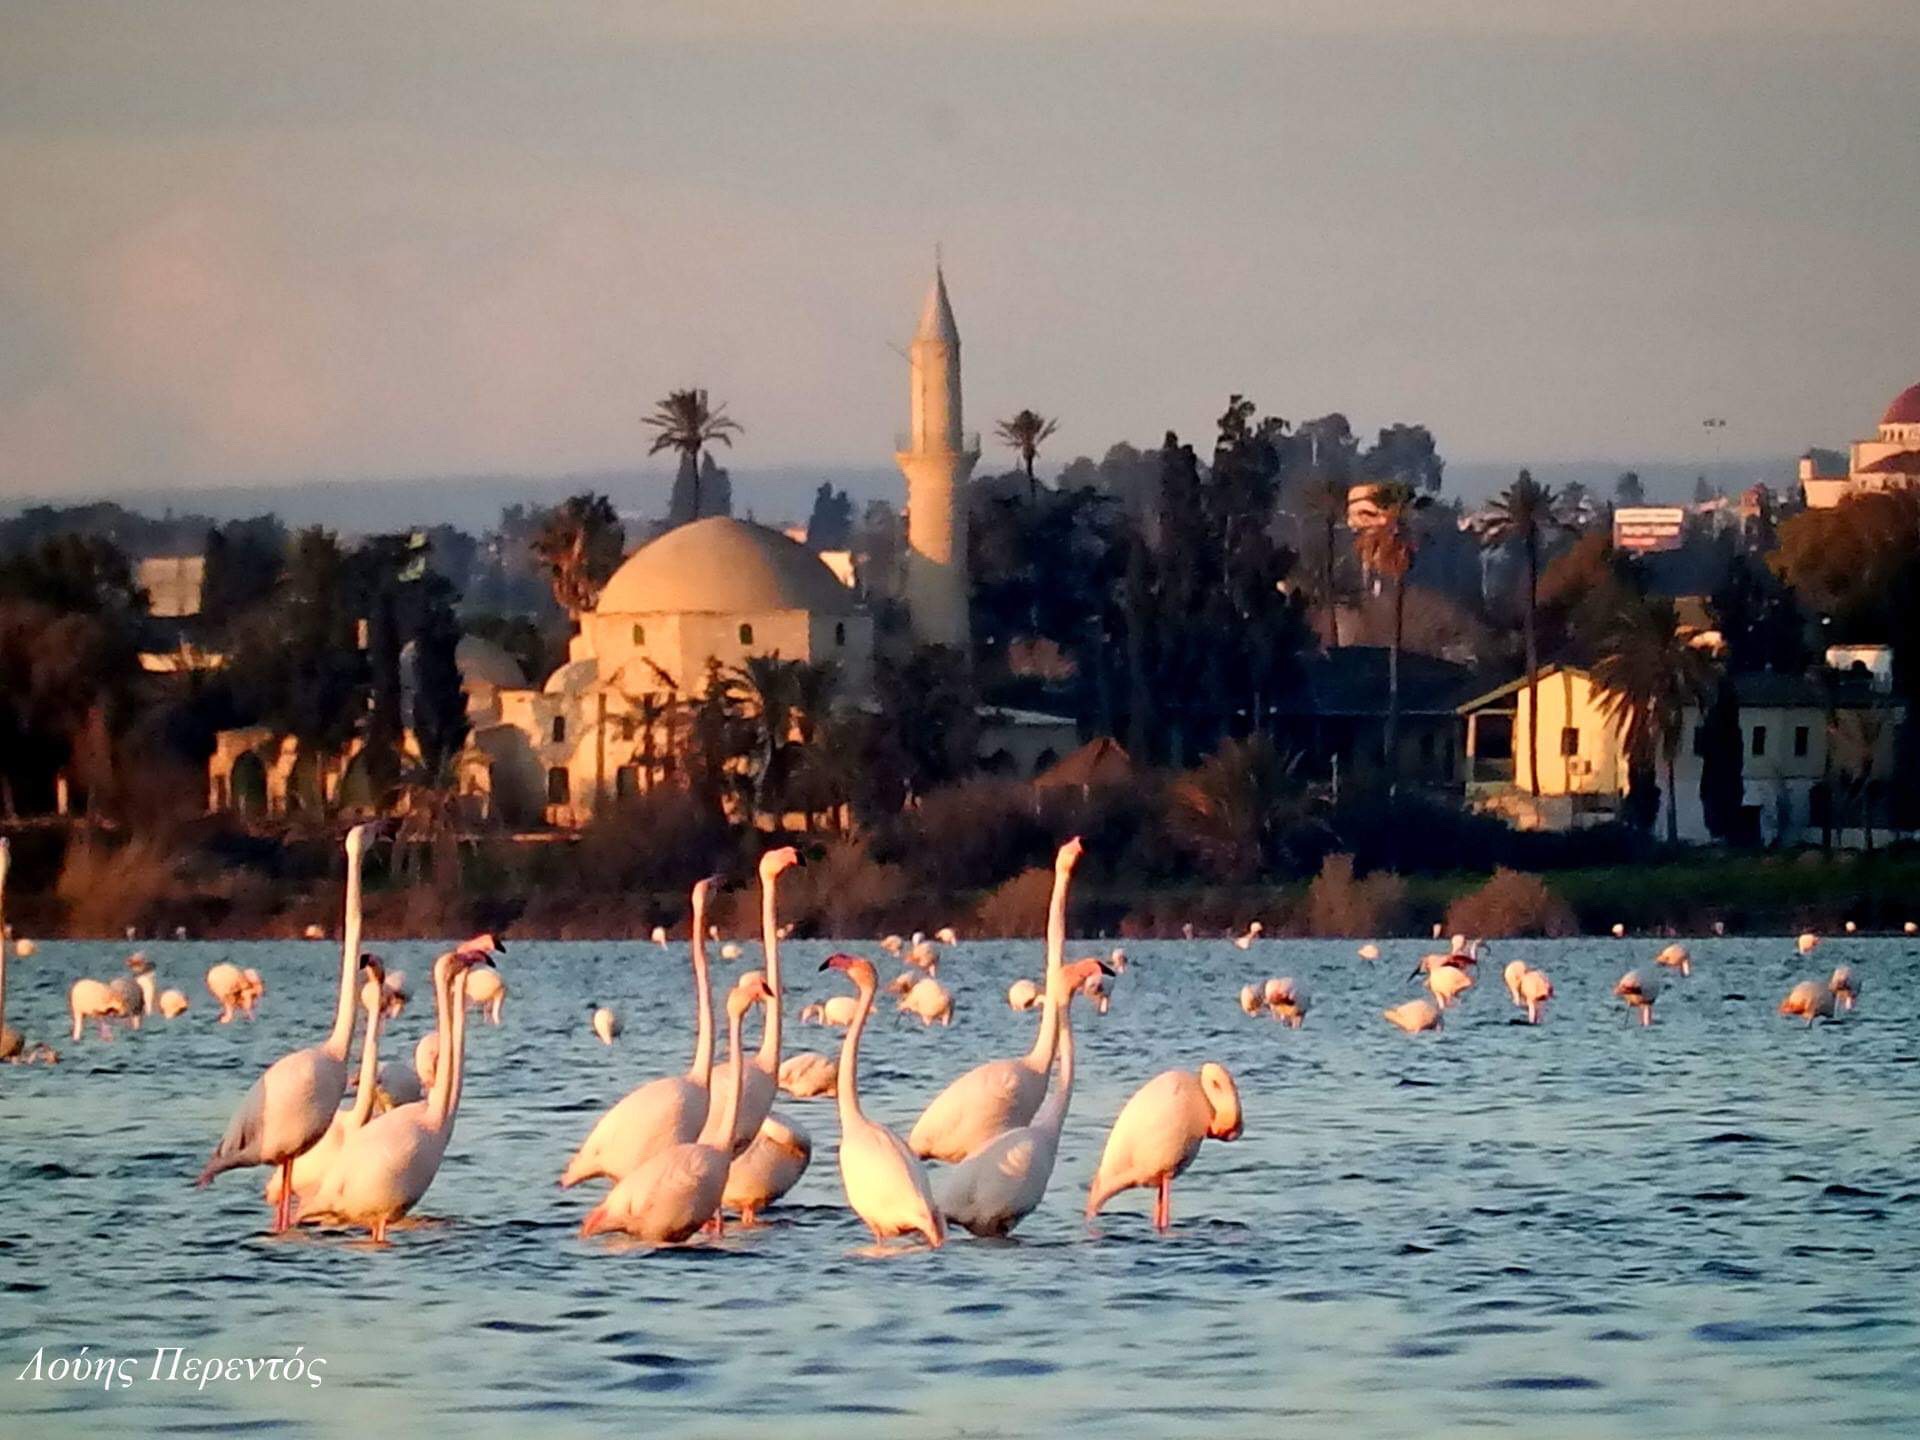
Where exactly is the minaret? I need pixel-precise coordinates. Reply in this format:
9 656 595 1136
896 264 978 649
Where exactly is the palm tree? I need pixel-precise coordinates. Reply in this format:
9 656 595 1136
1352 482 1424 793
530 493 624 620
994 409 1059 502
1300 473 1349 647
1590 593 1717 844
1483 469 1559 797
642 389 743 520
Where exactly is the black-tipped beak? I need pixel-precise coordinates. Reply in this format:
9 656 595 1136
817 958 832 972
1407 967 1422 982
1097 960 1117 976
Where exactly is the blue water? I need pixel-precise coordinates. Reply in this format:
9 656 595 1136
2 935 1917 1438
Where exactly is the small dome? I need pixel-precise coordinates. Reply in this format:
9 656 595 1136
455 635 527 689
1882 382 1920 427
595 517 858 617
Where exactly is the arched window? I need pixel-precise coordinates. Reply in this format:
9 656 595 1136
546 767 570 804
738 622 754 645
551 715 566 744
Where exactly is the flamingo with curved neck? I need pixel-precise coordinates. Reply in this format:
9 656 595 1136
559 875 723 1187
581 974 774 1243
821 954 944 1248
908 837 1082 1162
271 960 387 1217
711 847 799 1155
198 824 378 1231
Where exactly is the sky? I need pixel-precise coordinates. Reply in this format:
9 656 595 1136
2 0 1917 505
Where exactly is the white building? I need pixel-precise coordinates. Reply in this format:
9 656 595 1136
1800 380 1920 507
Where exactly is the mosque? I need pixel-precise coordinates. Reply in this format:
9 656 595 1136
1799 380 1920 507
207 267 1075 825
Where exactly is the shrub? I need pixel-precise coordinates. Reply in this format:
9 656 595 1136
878 778 1048 890
573 787 733 895
780 837 912 937
55 835 184 937
1301 853 1407 937
1166 737 1329 883
972 866 1055 938
1445 867 1577 938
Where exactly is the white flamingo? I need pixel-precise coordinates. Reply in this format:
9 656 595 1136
1233 921 1264 950
778 1050 838 1098
898 974 954 1026
1655 943 1692 976
205 962 250 1022
580 974 774 1243
268 961 387 1218
909 838 1081 1162
1797 931 1821 956
1830 965 1860 1010
1007 978 1041 1011
126 953 159 1017
198 824 379 1232
559 875 721 1187
69 977 134 1040
1614 969 1662 1026
1357 943 1381 961
1383 999 1443 1033
1086 1063 1243 1232
300 943 499 1241
590 1004 622 1045
722 1110 813 1225
800 995 858 1027
1238 983 1261 1016
1264 976 1309 1028
157 989 190 1019
465 965 507 1024
819 954 944 1248
709 847 801 1154
1517 967 1553 1023
651 925 669 948
1426 963 1474 1009
937 958 1109 1238
1502 959 1528 1004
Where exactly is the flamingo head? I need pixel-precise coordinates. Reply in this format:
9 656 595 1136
1109 947 1128 971
759 846 801 881
820 953 876 990
1056 835 1085 873
1199 1062 1243 1141
460 932 505 957
692 872 725 909
344 822 379 861
730 971 776 1017
124 951 152 974
358 953 385 986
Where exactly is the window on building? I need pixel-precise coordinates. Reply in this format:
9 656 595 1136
551 715 566 744
1751 725 1767 758
615 765 641 800
631 623 645 645
738 623 754 645
1560 726 1580 757
1793 725 1810 758
835 622 846 647
546 767 569 804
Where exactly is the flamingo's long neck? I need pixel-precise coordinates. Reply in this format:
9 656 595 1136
1024 861 1074 1073
755 871 783 1074
698 1003 748 1147
687 894 714 1084
1034 1000 1076 1138
438 966 474 1133
349 994 383 1127
324 841 364 1061
835 979 874 1130
424 958 456 1125
0 849 10 1040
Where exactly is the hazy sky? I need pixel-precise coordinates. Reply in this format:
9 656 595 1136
3 1 1917 499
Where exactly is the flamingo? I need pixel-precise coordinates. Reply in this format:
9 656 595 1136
800 996 858 1027
1357 943 1381 961
938 957 1110 1238
205 962 250 1022
1007 978 1041 1011
1109 947 1129 972
1844 920 1858 935
1517 966 1553 1023
1779 978 1836 1026
1611 923 1627 938
879 934 905 956
559 875 721 1188
1797 931 1821 956
379 969 410 1018
1614 969 1662 1026
778 1050 838 1098
1079 966 1112 1015
722 1111 813 1225
301 943 499 1241
239 968 266 1016
466 965 507 1024
378 1030 438 1111
935 926 960 947
580 974 775 1243
898 974 954 1026
884 968 920 998
126 953 159 1017
1383 999 1443 1033
1086 1062 1243 1233
1426 964 1474 1009
1238 984 1261 1016
1503 959 1528 1004
268 961 386 1218
1906 921 1917 936
107 971 146 1029
1233 921 1264 950
908 838 1082 1162
818 955 944 1248
720 942 744 961
906 933 940 970
69 978 134 1040
1830 965 1859 1010
651 925 669 948
590 1004 622 1045
157 989 190 1019
198 824 380 1232
1264 976 1309 1028
1655 943 1691 975
709 847 801 1154
0 844 53 1064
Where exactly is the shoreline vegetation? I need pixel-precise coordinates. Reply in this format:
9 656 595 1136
4 816 1916 942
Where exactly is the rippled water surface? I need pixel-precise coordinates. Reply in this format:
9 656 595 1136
3 934 1918 1438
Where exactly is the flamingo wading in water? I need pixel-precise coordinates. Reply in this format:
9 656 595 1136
1086 1062 1243 1233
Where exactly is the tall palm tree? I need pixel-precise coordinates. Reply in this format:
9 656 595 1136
530 493 624 621
1590 593 1717 844
994 409 1059 502
1300 473 1349 647
642 389 742 520
1352 482 1423 793
1483 469 1560 798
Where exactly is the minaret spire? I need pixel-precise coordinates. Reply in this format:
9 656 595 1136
896 258 978 650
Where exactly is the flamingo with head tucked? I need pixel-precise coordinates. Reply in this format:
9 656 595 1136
908 839 1082 1162
819 954 944 1248
581 974 775 1243
1086 1062 1242 1233
1829 965 1859 1010
1383 999 1443 1033
197 824 380 1232
778 1050 838 1098
559 875 722 1187
722 1110 813 1225
938 958 1109 1237
1779 977 1836 1026
1614 969 1662 1026
1655 943 1691 976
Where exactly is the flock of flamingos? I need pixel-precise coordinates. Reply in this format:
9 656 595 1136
0 828 1875 1250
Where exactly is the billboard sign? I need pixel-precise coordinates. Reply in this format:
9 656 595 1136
1614 506 1686 553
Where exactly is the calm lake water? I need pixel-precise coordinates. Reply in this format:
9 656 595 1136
2 934 1917 1438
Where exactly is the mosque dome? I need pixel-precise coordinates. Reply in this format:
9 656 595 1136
454 635 527 689
595 517 858 617
1882 382 1920 427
